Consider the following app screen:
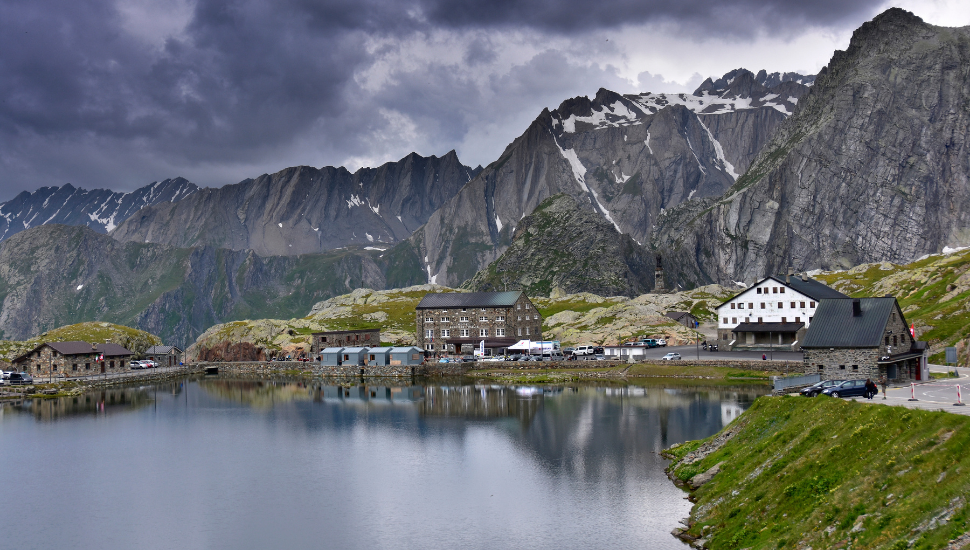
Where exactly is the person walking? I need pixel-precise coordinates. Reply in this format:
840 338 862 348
864 378 877 400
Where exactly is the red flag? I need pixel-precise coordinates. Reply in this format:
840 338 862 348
910 323 915 338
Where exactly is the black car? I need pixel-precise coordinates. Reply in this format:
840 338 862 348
800 379 845 397
8 372 33 385
820 379 869 398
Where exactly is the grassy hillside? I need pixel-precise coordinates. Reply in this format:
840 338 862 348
0 322 162 362
665 397 970 550
816 248 970 363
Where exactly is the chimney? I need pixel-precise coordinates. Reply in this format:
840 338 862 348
786 267 793 284
801 272 808 282
852 299 862 317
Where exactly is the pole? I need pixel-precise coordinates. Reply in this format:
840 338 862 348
770 331 773 361
908 383 918 401
955 384 965 407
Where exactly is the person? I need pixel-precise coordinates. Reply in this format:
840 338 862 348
865 378 877 400
762 353 767 361
879 376 887 400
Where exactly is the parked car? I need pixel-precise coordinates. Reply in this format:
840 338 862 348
574 345 596 357
130 360 145 370
563 347 575 356
593 347 604 355
1 370 11 380
661 352 681 360
820 379 868 398
593 354 606 361
657 339 667 347
8 372 33 385
800 379 845 397
460 356 477 363
437 358 452 363
141 359 158 368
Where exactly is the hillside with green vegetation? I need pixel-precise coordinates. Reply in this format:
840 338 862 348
665 397 970 550
0 321 162 362
815 248 970 365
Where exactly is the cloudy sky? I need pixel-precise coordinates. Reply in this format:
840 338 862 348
0 0 967 201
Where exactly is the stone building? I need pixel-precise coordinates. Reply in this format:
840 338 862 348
665 311 698 328
801 297 928 382
144 345 183 367
12 341 133 377
715 273 848 350
415 291 541 354
311 329 381 354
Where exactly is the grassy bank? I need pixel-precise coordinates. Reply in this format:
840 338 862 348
665 397 970 549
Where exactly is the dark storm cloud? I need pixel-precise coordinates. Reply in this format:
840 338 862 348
0 0 887 199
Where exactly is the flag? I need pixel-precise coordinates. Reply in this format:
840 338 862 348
910 323 915 338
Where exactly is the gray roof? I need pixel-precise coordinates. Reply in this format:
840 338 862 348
145 345 182 354
665 311 696 321
717 275 848 309
321 347 345 353
48 341 99 355
801 298 900 348
389 347 422 353
417 291 523 309
733 322 805 333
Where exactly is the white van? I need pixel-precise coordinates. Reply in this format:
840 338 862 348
574 345 595 356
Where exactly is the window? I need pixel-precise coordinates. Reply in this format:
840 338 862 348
852 365 859 371
441 330 450 337
496 328 505 337
748 303 753 309
440 317 450 323
817 364 823 371
425 344 433 351
732 317 737 324
772 287 777 294
517 315 521 321
839 365 846 370
757 288 762 294
517 304 521 310
790 301 796 308
343 354 350 361
758 317 763 323
778 302 783 308
800 301 806 308
85 363 90 370
460 329 470 337
723 317 728 324
425 317 434 322
780 287 785 293
72 364 78 371
893 335 898 346
795 317 800 323
525 315 530 320
781 317 787 322
525 327 530 335
481 308 487 312
526 304 531 310
738 303 743 309
496 316 504 322
760 303 765 309
479 316 488 322
426 329 433 338
885 335 890 345
460 316 469 322
480 329 488 337
810 301 816 308
731 303 735 309
461 308 467 312
517 328 522 336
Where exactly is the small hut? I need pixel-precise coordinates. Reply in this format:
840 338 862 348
389 346 424 366
321 347 345 366
341 347 370 366
366 347 392 366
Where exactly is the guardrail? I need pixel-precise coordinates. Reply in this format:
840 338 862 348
773 373 821 392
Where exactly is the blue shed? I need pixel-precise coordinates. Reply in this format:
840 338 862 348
389 346 424 366
366 347 392 366
321 347 345 366
341 347 370 366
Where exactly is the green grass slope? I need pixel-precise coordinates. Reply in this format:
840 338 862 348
666 397 970 549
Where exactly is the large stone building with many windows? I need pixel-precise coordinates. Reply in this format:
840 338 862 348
415 291 541 354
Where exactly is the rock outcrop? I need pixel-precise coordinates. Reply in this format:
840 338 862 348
654 9 970 287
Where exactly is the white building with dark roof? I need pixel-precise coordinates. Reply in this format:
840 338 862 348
415 291 541 353
715 273 849 351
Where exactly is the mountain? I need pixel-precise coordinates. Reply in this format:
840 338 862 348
0 224 427 345
652 9 970 288
109 151 479 257
461 194 654 297
395 68 813 288
0 178 197 242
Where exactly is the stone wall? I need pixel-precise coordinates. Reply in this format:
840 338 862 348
803 348 882 380
311 330 381 353
196 361 419 377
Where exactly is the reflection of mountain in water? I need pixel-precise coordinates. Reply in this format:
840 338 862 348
199 380 316 410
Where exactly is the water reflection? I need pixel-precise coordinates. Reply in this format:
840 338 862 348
0 377 769 550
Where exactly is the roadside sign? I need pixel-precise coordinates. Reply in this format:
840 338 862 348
945 347 957 365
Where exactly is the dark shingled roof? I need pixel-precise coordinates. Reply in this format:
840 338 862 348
145 345 182 354
766 275 850 300
801 298 899 348
417 291 523 309
48 341 99 355
665 311 696 321
733 322 805 333
14 341 133 363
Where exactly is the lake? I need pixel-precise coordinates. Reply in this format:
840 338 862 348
0 377 767 549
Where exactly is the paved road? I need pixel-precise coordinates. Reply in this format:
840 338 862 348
851 365 970 416
601 344 803 362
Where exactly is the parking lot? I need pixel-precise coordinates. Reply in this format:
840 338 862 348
595 344 804 362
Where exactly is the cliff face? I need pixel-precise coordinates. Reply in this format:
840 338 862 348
0 224 407 345
461 194 654 297
109 151 478 256
401 72 810 288
0 178 197 242
653 9 970 287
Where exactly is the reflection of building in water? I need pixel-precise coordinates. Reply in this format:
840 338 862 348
23 388 152 421
419 385 544 424
721 401 744 425
317 385 424 403
200 380 315 409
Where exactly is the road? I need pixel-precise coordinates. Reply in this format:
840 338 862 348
598 344 804 362
871 364 970 415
